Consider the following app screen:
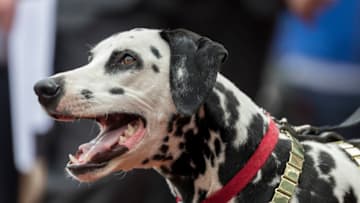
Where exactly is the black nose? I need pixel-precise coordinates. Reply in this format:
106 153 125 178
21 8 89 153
34 78 61 101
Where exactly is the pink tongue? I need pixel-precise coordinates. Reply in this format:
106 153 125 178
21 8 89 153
77 126 127 163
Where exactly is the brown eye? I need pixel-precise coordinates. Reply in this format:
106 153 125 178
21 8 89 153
121 54 136 65
105 51 139 73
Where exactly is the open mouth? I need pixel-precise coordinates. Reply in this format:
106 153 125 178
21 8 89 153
59 113 147 175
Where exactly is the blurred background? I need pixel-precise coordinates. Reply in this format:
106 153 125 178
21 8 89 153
0 0 359 202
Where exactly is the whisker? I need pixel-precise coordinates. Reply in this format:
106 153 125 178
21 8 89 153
85 43 94 50
113 171 128 180
122 88 154 111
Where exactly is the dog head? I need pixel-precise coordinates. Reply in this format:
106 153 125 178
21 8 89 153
34 28 227 182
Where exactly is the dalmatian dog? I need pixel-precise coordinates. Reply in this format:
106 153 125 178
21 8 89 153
34 28 360 203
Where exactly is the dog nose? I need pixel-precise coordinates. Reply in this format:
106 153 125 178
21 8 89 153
34 78 61 99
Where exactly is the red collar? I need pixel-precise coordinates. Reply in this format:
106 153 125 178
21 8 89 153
176 117 279 203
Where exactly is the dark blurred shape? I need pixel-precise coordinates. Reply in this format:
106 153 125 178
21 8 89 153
0 64 18 203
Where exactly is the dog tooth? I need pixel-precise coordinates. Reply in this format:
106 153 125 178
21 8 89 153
68 154 78 163
127 124 135 135
118 136 126 144
124 130 131 138
80 154 89 163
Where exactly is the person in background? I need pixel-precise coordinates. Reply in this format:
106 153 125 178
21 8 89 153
259 0 360 138
0 0 56 202
0 28 18 203
0 1 19 203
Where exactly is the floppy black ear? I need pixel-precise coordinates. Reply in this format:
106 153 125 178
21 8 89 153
160 29 228 115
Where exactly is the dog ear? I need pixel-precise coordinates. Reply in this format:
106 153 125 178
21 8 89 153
160 29 228 115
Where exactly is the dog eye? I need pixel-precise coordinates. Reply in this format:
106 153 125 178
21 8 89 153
105 51 139 73
121 54 136 65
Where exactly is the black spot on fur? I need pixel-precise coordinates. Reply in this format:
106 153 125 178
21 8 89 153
172 116 192 137
153 154 166 161
168 176 195 203
343 187 357 203
175 128 182 137
179 142 185 150
109 87 124 95
160 145 169 154
214 82 240 129
152 154 172 161
202 141 212 158
303 144 312 152
198 189 208 202
167 114 177 133
81 89 93 99
296 146 338 203
142 159 149 165
167 114 214 178
160 165 171 174
176 117 192 129
171 152 195 175
171 128 209 176
152 64 160 73
163 136 169 142
150 46 162 59
214 138 221 156
318 151 335 174
165 155 173 161
209 153 215 167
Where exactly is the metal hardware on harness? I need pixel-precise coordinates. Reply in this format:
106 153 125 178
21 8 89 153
270 122 305 203
333 141 360 168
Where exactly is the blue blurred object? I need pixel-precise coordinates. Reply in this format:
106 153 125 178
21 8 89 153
274 0 360 65
259 0 360 138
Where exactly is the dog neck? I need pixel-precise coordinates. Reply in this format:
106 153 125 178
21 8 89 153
157 74 275 203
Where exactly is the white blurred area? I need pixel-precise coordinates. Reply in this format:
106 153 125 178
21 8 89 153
8 0 56 174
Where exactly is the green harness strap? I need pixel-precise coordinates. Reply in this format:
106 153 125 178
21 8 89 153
270 129 304 203
334 141 360 168
269 126 360 203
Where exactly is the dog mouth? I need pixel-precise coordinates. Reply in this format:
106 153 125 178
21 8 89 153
61 113 147 175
